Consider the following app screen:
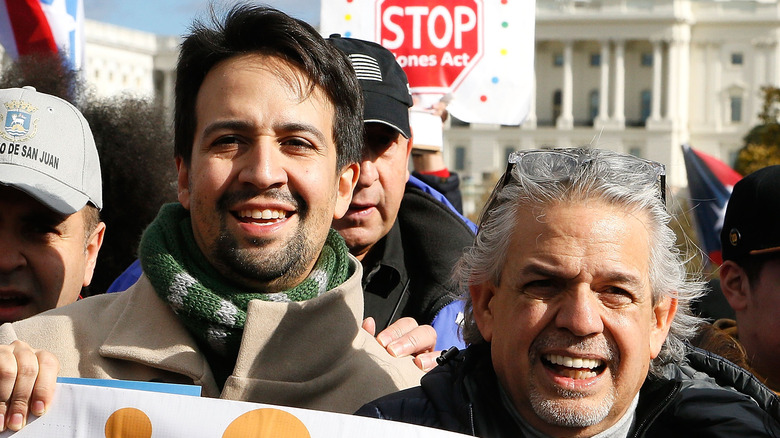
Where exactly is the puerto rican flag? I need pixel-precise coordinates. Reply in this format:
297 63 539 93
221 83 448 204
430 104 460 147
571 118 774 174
682 144 743 266
0 0 84 69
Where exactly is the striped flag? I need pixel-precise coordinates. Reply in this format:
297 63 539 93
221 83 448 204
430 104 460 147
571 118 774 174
0 0 84 69
682 144 743 265
320 0 535 125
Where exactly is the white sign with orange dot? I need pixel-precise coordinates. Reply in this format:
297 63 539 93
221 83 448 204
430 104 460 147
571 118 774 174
0 383 469 437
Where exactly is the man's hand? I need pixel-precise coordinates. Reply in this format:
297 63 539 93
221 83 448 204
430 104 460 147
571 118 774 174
363 317 440 372
0 341 59 432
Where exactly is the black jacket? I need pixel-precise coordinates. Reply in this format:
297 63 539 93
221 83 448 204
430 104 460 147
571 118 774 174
357 344 780 437
362 182 475 331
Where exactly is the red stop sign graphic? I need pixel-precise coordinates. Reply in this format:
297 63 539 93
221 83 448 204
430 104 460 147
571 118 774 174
376 0 483 92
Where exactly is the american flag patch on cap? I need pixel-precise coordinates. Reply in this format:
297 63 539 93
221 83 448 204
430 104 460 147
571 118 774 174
348 54 383 81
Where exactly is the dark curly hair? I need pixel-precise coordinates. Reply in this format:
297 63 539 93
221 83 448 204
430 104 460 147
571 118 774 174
81 95 178 294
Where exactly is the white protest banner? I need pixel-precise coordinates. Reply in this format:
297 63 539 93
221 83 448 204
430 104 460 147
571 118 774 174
0 383 469 437
321 0 535 125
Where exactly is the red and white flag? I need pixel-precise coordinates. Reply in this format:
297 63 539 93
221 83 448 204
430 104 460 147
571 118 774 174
0 0 84 69
321 0 535 125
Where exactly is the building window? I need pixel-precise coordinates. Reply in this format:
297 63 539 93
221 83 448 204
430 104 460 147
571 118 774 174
153 70 165 97
731 53 744 65
641 90 652 121
454 146 467 171
589 53 600 67
641 52 653 67
728 150 739 167
589 89 599 120
553 53 563 67
553 89 562 121
730 96 743 122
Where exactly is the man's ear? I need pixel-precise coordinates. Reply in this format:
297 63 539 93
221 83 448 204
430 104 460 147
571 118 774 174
175 156 191 209
470 282 497 343
720 261 749 311
334 162 359 219
649 295 677 359
82 221 106 287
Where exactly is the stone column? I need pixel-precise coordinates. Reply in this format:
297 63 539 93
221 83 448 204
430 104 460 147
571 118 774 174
753 38 776 124
665 39 678 124
523 69 538 128
557 40 574 129
162 70 175 125
612 40 625 126
597 39 611 125
769 40 779 85
711 42 723 131
650 39 663 122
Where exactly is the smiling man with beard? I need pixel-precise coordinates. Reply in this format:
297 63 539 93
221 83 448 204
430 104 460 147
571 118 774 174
0 4 423 432
357 148 780 437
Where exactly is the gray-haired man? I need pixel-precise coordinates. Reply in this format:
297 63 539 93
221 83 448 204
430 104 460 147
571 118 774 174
358 148 780 436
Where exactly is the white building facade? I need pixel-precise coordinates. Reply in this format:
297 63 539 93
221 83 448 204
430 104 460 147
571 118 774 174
1 19 178 111
81 20 179 112
446 0 780 215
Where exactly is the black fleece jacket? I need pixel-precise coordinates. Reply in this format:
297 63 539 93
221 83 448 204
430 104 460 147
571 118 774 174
357 343 780 437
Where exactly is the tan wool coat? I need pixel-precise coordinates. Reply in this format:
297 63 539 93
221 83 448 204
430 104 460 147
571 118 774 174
0 257 424 414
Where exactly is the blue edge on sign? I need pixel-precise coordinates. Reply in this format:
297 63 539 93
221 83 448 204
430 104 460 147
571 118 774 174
56 377 202 397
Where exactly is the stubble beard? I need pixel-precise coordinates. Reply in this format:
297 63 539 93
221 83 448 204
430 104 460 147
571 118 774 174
212 188 323 292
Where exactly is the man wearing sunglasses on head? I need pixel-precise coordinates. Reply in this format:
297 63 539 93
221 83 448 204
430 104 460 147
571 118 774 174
358 148 780 437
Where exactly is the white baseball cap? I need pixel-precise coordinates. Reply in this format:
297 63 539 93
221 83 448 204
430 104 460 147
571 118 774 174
0 86 102 215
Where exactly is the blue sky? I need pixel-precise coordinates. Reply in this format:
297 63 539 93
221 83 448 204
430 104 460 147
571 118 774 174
83 0 321 37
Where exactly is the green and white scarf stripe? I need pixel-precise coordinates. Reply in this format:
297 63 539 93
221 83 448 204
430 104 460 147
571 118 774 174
138 203 351 358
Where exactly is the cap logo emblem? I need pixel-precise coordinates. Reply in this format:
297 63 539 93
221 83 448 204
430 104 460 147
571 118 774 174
729 228 741 247
347 54 383 82
1 100 38 142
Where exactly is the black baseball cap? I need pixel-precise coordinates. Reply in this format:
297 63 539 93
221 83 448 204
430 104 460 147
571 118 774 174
327 34 413 138
721 165 780 261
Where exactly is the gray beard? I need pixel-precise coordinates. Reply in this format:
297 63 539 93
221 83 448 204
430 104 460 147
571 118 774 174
527 334 619 428
529 384 616 428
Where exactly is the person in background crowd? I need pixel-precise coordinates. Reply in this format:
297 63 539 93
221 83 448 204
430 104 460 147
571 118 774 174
0 52 178 297
358 148 780 436
0 86 105 324
698 165 780 393
327 36 475 358
409 93 465 214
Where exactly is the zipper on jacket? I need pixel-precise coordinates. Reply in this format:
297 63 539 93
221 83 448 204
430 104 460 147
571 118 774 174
631 380 681 437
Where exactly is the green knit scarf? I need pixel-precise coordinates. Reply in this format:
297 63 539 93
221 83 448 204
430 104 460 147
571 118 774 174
138 203 351 360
